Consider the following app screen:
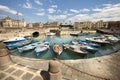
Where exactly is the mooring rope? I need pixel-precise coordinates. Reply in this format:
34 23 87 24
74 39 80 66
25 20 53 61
56 59 110 80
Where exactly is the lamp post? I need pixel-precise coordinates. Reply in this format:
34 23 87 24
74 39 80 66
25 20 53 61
16 12 19 27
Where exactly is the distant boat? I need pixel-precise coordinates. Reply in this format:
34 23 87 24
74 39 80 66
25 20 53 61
70 33 79 36
6 39 32 49
53 44 63 55
46 32 56 36
35 42 50 56
63 44 88 56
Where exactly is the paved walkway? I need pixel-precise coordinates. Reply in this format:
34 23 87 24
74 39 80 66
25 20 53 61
1 50 120 80
0 63 43 80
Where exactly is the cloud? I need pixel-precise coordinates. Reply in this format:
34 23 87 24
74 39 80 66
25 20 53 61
35 12 45 16
51 5 58 8
80 8 90 12
48 15 67 20
0 5 22 16
67 3 120 22
23 2 32 9
70 9 79 13
34 0 43 5
48 8 56 13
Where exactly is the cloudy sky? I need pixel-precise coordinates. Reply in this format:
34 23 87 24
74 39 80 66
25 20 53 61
0 0 120 23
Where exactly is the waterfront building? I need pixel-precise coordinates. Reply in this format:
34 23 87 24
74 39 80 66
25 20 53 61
74 21 92 29
43 22 61 28
74 20 108 29
93 20 108 29
108 21 120 32
26 22 44 28
0 16 26 28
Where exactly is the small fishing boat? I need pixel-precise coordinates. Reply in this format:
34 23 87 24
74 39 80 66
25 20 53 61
86 37 110 44
35 42 50 56
70 33 79 36
18 41 42 53
71 39 79 45
46 32 56 36
6 39 32 49
79 40 100 47
103 35 119 43
3 36 26 45
53 44 63 55
63 44 88 56
80 45 98 52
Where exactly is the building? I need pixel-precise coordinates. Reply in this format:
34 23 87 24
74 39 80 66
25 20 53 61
108 21 120 31
0 16 26 28
74 21 92 29
43 22 61 28
93 20 108 29
74 20 108 29
26 22 44 28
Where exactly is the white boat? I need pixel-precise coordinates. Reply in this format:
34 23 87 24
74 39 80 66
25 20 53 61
53 44 63 55
46 32 56 36
63 44 88 56
86 37 110 44
103 35 119 43
18 41 42 53
3 37 26 45
35 42 50 56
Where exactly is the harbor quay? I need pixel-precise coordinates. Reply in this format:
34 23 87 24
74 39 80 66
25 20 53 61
1 49 120 80
0 28 120 80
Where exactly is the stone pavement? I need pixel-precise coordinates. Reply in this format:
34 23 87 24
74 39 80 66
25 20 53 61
1 50 120 80
0 63 43 80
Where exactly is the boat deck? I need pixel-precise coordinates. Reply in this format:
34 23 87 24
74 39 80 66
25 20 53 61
63 44 88 55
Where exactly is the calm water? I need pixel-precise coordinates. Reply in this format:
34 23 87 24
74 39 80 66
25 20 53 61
9 33 120 60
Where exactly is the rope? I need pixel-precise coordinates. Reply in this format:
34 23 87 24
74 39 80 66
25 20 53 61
56 59 110 80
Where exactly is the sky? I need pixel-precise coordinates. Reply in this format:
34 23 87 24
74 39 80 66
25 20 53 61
0 0 120 24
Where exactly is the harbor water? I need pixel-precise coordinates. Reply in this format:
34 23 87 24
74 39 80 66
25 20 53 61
9 33 120 60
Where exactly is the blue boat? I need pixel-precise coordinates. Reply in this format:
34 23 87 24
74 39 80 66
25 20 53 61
18 41 42 53
81 45 98 52
79 40 100 47
6 39 32 49
35 42 50 56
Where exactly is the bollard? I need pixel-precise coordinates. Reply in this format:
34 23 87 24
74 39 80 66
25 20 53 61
48 58 62 80
0 41 11 67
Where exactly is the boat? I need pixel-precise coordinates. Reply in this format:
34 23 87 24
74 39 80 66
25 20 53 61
3 36 26 45
53 44 63 55
70 33 79 36
35 42 50 56
6 39 32 49
78 32 89 36
18 41 42 53
80 45 98 52
103 35 120 43
46 32 56 36
79 40 100 47
114 34 120 39
71 39 79 45
63 44 88 56
86 37 110 44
